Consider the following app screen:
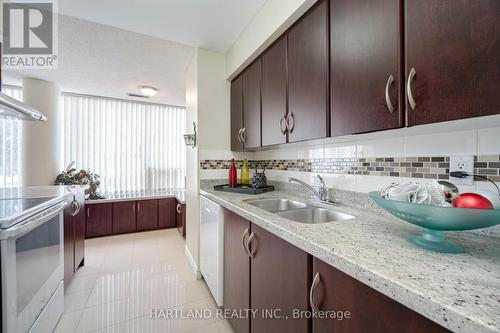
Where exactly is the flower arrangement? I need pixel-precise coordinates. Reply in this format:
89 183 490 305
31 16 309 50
54 162 105 200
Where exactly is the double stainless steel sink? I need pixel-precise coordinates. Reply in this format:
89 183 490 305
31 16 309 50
245 198 354 224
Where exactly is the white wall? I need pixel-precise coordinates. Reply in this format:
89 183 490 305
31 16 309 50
185 49 234 276
225 0 316 79
200 116 500 196
22 78 61 186
198 49 231 151
185 51 200 275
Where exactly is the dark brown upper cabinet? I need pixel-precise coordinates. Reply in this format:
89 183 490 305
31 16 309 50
231 76 244 151
406 0 500 126
242 59 262 149
311 257 448 333
261 36 288 146
330 0 403 136
287 0 329 142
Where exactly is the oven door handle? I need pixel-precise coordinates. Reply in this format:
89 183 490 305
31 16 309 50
0 201 66 240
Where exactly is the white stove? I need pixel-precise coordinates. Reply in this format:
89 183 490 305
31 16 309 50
0 190 67 333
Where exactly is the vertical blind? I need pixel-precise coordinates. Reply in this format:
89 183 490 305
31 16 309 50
61 94 186 194
0 86 23 188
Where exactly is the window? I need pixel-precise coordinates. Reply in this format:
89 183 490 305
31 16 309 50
61 93 186 194
0 86 23 188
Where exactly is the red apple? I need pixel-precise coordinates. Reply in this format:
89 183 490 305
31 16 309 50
452 193 493 209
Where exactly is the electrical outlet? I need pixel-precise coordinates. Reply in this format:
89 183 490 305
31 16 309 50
449 155 474 185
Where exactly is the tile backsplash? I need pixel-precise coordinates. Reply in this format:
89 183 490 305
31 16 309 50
199 119 500 194
200 155 500 181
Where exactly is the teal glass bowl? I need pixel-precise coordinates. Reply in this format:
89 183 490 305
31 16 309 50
369 191 500 253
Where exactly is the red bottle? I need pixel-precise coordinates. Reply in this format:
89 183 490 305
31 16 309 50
229 159 238 188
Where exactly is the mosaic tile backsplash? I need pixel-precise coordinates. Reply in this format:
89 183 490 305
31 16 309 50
199 155 500 182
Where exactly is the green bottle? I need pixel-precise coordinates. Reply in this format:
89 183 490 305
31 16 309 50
241 159 250 186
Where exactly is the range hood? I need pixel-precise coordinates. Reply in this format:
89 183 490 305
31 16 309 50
0 92 47 121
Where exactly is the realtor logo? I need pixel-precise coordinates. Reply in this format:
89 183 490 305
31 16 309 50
2 0 58 68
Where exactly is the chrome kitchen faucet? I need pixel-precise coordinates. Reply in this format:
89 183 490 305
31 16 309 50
289 175 336 204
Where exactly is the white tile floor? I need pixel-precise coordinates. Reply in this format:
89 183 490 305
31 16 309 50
55 229 234 333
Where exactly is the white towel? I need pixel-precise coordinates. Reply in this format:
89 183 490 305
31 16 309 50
380 181 451 207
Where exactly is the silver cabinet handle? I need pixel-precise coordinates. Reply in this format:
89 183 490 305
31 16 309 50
176 203 181 214
286 112 295 133
137 202 140 213
279 114 287 134
407 67 416 110
237 128 243 143
241 228 250 255
71 200 78 216
241 127 247 143
247 232 255 259
86 207 90 218
310 272 321 312
385 74 395 113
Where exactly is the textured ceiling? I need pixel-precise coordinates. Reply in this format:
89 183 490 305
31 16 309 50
4 15 195 106
58 0 267 53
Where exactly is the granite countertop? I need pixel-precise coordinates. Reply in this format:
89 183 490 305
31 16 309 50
200 182 500 333
85 190 185 204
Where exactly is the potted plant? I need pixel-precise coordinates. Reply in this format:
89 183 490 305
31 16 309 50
54 162 105 200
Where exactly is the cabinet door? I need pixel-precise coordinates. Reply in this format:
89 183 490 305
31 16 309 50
231 76 244 151
223 209 250 333
261 37 288 146
176 202 186 237
112 201 137 234
250 223 310 333
288 0 329 142
136 199 158 232
242 59 262 149
330 0 403 136
311 257 448 333
158 198 176 229
86 203 113 238
406 0 500 125
74 191 86 269
63 196 75 286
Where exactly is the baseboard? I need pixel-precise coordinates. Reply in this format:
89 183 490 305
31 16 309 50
184 245 202 280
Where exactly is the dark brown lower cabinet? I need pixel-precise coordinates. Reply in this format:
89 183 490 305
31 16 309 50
223 208 450 333
73 191 86 270
137 199 158 231
86 198 182 238
64 190 85 286
86 203 113 238
223 210 251 333
112 201 137 234
176 200 186 237
64 196 76 285
250 224 311 333
311 257 448 333
158 198 177 229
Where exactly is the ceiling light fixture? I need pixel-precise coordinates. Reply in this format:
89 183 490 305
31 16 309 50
138 85 159 97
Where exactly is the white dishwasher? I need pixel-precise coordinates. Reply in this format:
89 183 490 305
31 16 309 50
199 195 224 306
